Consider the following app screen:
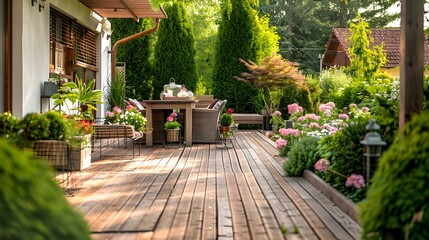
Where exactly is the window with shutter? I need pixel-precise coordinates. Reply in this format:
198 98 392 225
49 8 98 82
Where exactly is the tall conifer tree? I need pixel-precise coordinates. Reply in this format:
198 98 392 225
153 2 198 98
212 0 262 113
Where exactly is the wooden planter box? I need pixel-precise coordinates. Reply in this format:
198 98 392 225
67 134 92 171
33 134 92 171
34 140 68 170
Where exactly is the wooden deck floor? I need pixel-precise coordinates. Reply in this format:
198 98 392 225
67 130 361 240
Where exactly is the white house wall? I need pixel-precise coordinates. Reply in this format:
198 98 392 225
11 0 110 118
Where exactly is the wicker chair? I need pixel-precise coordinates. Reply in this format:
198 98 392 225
192 100 227 143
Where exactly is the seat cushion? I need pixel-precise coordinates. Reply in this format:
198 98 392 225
129 98 145 111
212 99 226 110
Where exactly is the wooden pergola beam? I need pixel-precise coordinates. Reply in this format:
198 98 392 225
399 0 424 129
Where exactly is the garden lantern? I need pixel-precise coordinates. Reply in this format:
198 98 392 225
360 119 386 186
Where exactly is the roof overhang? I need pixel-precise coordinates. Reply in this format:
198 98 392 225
78 0 167 21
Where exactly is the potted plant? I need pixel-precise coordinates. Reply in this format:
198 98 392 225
219 108 234 134
51 76 103 120
18 112 68 169
164 112 181 142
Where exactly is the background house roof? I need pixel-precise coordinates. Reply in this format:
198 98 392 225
78 0 167 20
324 28 429 68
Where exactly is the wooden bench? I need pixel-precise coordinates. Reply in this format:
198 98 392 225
232 113 263 126
93 125 144 157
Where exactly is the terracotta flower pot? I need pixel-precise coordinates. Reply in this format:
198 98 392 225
219 126 230 134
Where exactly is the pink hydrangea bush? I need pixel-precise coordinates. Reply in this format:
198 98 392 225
314 158 365 190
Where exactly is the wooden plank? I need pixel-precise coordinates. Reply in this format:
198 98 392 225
185 146 207 240
69 131 359 240
232 173 272 240
96 147 175 232
152 147 193 240
295 178 362 239
225 173 251 239
167 146 200 240
288 178 354 240
236 132 318 240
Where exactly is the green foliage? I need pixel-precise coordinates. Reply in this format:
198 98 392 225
153 2 198 98
279 83 312 116
220 113 233 126
0 112 19 138
316 116 370 202
333 82 371 110
318 68 352 103
259 0 398 74
18 113 50 141
236 54 305 114
44 111 71 140
346 14 387 83
183 0 221 95
283 136 320 176
424 76 429 110
164 121 181 130
212 0 263 112
359 112 429 239
256 15 280 58
105 73 126 111
0 140 90 240
110 18 154 100
123 108 147 132
51 77 103 120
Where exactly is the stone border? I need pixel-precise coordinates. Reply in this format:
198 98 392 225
303 170 359 223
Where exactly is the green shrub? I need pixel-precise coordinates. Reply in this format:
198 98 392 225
316 116 369 202
283 136 320 176
18 113 50 141
44 111 71 140
0 140 91 240
359 112 429 239
0 112 19 138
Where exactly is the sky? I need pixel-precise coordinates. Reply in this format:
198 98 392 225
385 2 429 28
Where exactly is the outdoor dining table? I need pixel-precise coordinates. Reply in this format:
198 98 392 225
142 100 196 147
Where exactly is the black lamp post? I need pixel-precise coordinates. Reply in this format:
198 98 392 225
360 119 386 186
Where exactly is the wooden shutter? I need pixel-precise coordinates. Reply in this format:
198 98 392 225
50 8 73 48
73 23 97 71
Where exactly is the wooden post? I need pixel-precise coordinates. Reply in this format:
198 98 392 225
399 0 424 129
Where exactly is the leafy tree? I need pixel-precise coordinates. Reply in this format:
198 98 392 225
110 18 154 100
153 2 198 98
259 0 399 74
235 53 305 115
346 14 387 83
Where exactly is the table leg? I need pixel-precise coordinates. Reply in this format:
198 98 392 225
146 104 153 146
185 104 192 146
